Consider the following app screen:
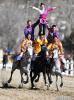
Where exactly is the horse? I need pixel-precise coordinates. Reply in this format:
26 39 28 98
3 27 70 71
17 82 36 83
34 48 64 91
5 50 31 88
30 45 51 89
47 48 63 91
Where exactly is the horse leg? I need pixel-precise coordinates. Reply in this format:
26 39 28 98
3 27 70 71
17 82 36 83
23 68 29 84
47 72 52 87
55 72 63 91
19 69 24 88
56 72 63 87
59 73 63 87
43 72 49 90
49 74 53 84
43 72 48 86
8 67 16 83
30 71 34 88
57 59 63 87
35 73 40 82
56 75 58 91
23 73 29 84
30 71 37 89
2 63 6 69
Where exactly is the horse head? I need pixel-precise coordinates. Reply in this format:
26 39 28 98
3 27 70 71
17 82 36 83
38 45 48 58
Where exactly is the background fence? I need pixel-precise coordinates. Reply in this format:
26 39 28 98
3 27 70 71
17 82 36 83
63 59 74 76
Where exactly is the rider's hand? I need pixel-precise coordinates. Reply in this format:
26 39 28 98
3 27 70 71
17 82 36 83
59 54 64 58
52 7 57 10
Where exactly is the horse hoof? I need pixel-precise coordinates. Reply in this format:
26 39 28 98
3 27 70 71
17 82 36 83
18 85 23 88
31 86 36 89
60 83 63 87
8 79 11 83
23 80 28 84
45 83 49 87
31 86 34 89
57 89 59 91
2 82 8 88
35 79 39 82
47 85 49 90
50 81 53 84
31 87 33 89
33 86 36 89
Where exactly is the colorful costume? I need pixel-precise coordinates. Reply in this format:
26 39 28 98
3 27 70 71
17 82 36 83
33 36 48 54
16 38 32 61
32 6 56 36
47 40 66 72
47 41 64 57
47 25 60 43
24 20 39 41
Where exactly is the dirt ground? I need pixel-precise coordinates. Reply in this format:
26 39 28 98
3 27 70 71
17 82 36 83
0 69 74 100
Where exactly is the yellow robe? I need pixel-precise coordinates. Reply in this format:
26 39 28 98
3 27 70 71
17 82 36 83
47 41 64 56
33 38 48 54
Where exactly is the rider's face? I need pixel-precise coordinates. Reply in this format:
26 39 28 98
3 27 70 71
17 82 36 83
53 26 59 32
40 4 45 9
28 21 32 26
40 36 45 40
54 37 58 43
27 34 31 40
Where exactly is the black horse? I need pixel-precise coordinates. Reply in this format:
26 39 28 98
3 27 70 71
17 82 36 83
35 48 64 91
6 50 31 87
30 45 51 89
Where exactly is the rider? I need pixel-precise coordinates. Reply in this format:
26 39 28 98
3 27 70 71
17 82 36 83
24 20 39 41
47 36 66 72
25 33 33 58
16 38 28 61
51 25 60 39
47 25 60 41
33 35 48 54
31 3 56 36
32 35 48 60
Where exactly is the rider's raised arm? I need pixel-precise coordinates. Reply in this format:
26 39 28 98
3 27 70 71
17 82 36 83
47 6 56 12
32 6 42 13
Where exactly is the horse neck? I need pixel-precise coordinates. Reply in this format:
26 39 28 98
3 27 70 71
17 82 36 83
23 51 28 57
41 52 47 61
